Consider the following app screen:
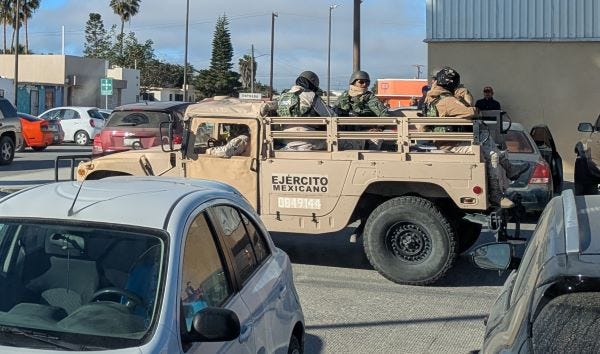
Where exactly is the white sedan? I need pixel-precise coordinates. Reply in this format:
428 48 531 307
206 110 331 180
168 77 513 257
39 106 105 145
0 177 305 353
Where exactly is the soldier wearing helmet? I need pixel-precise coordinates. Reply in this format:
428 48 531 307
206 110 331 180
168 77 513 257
423 67 477 118
277 71 334 117
334 70 389 117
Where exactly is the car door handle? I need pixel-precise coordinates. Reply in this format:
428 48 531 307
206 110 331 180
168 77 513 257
238 321 253 343
278 285 287 300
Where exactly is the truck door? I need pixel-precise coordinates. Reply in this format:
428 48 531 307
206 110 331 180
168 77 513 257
184 117 260 210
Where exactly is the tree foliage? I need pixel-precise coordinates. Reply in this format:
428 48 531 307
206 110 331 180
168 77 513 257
141 59 193 88
238 54 256 90
193 15 240 98
109 0 141 55
84 13 111 59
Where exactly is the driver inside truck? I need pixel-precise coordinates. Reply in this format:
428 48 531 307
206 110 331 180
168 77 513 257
205 124 249 157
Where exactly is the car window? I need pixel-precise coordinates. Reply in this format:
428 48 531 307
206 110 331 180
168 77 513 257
510 202 555 305
40 109 60 120
0 99 16 118
505 130 534 153
211 205 258 285
62 109 80 120
194 123 215 146
241 213 270 264
106 111 170 128
87 109 104 120
181 212 232 332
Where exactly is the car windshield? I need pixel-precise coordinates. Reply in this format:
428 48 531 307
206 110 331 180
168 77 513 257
0 220 166 350
106 111 171 128
505 130 534 154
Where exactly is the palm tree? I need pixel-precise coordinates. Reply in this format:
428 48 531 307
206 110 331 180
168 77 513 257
9 0 24 53
21 0 40 54
109 0 141 55
238 55 256 90
0 0 12 53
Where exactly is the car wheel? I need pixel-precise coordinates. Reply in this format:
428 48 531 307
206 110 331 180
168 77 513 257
363 196 456 285
74 131 90 146
0 136 15 165
288 335 302 354
456 220 482 254
532 292 600 353
32 146 47 152
574 157 597 196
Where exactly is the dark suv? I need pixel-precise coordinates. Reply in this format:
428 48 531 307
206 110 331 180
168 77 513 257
574 117 600 195
93 101 191 156
0 98 23 165
470 189 600 353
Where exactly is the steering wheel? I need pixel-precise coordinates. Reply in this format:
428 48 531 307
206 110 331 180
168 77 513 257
91 287 146 311
207 138 220 148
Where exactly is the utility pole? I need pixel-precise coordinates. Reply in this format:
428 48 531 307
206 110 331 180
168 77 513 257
353 0 360 72
412 64 425 79
13 0 19 108
250 44 255 93
269 12 278 100
328 4 339 106
183 0 190 102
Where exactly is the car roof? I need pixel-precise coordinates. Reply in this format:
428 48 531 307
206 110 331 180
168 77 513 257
114 101 190 112
0 177 242 230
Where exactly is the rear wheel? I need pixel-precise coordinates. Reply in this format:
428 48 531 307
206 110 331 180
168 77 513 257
574 157 598 195
363 196 456 285
74 130 90 146
0 136 15 165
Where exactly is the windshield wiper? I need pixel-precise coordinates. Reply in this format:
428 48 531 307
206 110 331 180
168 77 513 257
0 325 93 351
117 122 139 126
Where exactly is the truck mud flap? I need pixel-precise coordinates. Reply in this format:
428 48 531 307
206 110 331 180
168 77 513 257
55 155 92 182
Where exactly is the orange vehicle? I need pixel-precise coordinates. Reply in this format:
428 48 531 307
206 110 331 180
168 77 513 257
18 112 64 151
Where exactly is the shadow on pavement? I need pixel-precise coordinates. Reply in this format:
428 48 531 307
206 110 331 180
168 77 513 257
303 334 325 354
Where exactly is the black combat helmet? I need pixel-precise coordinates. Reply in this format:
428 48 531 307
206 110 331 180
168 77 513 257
435 67 461 92
296 71 320 90
349 70 370 85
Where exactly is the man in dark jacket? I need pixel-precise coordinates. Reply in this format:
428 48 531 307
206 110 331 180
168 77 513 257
475 86 501 111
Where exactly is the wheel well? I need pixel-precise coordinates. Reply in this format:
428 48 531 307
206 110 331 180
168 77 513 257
291 321 304 351
86 171 131 180
1 131 16 143
534 276 600 322
350 181 460 222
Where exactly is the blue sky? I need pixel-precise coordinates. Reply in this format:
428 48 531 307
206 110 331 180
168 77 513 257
31 0 427 90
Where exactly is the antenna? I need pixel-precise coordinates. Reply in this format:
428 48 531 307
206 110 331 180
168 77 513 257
67 180 85 216
412 64 425 79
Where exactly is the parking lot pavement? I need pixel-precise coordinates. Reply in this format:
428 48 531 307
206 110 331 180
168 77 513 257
273 222 536 354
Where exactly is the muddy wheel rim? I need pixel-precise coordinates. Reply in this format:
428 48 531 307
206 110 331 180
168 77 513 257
386 222 432 263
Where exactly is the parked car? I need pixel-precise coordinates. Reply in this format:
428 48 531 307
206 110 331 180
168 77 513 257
93 101 190 156
0 98 23 164
470 189 600 353
575 117 600 195
98 108 113 119
39 106 105 145
17 112 64 151
0 176 305 353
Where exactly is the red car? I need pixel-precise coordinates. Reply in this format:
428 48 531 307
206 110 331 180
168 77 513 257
18 112 64 151
93 102 190 156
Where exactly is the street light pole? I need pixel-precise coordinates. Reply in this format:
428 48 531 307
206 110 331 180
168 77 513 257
269 12 278 100
353 0 360 72
13 0 19 108
251 44 254 93
183 0 190 102
327 4 339 106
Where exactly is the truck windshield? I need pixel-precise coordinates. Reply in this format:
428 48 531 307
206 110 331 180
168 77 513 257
0 221 165 350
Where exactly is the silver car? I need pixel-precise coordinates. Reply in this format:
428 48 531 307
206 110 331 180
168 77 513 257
0 177 305 353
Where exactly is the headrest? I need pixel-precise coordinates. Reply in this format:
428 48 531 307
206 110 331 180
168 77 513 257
45 233 86 257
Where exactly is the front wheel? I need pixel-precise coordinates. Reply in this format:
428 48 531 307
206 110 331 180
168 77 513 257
363 196 456 285
74 131 90 146
0 136 15 165
288 335 302 354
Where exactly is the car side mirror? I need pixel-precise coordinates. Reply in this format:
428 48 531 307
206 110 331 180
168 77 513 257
469 243 514 271
578 122 594 133
184 307 241 343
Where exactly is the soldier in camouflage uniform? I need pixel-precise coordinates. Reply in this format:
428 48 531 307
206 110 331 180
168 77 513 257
206 124 249 157
334 71 389 117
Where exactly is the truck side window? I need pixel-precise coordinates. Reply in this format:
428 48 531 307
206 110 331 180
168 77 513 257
181 212 232 332
211 205 258 285
194 123 214 146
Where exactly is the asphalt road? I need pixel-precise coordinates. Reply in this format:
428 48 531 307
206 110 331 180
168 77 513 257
0 146 541 353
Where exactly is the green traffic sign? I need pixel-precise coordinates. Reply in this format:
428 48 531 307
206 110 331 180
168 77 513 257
100 78 113 96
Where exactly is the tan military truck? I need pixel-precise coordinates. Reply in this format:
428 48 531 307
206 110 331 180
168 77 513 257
72 97 515 285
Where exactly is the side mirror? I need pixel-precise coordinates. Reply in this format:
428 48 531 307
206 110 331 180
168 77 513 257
578 122 594 133
469 243 513 271
184 307 240 343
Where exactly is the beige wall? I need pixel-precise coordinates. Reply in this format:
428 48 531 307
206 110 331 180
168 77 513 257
429 42 600 172
0 55 66 84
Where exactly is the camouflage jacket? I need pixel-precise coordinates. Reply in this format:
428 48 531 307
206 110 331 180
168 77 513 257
334 91 389 117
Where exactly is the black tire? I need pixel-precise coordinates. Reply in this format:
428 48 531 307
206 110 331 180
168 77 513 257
74 130 90 146
288 335 302 354
456 220 482 254
574 157 597 196
532 292 600 353
363 196 456 285
32 146 47 152
0 135 15 165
